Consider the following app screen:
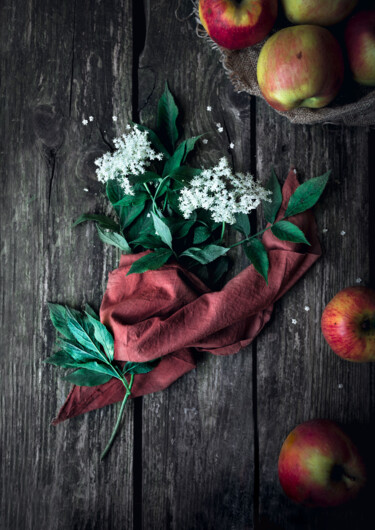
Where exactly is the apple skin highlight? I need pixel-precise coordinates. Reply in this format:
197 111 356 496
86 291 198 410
199 0 277 50
257 25 344 112
278 420 366 507
281 0 358 27
321 286 375 362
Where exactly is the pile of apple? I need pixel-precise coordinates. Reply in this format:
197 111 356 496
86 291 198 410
199 0 375 111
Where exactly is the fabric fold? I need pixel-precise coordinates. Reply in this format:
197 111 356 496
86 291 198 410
53 169 321 425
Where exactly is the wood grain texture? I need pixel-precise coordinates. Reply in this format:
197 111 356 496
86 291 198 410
138 2 255 528
0 1 134 528
255 100 375 529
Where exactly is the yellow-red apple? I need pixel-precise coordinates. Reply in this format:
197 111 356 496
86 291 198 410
281 0 358 26
257 25 344 111
321 286 375 361
278 420 366 507
199 0 278 50
345 10 375 86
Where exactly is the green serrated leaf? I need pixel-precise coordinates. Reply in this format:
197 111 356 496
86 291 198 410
180 245 229 265
123 359 160 375
113 192 149 208
48 303 76 341
271 220 311 246
151 213 173 249
65 309 103 356
96 225 131 253
244 239 269 284
130 233 166 250
57 338 102 363
168 166 202 185
64 368 113 387
72 213 120 231
193 225 211 244
122 202 146 230
85 304 99 320
157 83 179 152
127 249 173 275
162 136 202 177
285 171 330 218
232 213 251 237
263 169 282 224
85 312 115 361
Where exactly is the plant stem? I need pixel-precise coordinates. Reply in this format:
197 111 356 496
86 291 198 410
220 221 226 243
100 374 134 461
229 216 286 250
143 183 158 211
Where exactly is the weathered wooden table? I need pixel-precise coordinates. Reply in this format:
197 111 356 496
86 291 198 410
1 1 375 528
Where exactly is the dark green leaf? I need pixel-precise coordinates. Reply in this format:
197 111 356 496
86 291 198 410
85 312 115 361
157 83 179 152
285 171 330 218
113 192 149 207
131 123 170 159
210 256 230 287
130 233 166 250
71 360 116 378
48 303 76 341
122 202 146 230
180 245 229 265
193 225 211 244
85 304 99 320
43 350 79 368
271 221 310 245
162 136 202 177
123 359 160 375
128 172 161 185
72 213 120 231
244 239 269 284
57 338 102 363
127 249 173 275
168 166 202 185
232 213 251 237
263 169 282 224
96 225 131 253
65 309 103 356
151 213 173 249
64 368 113 387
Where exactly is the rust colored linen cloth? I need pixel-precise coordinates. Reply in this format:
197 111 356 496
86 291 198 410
53 170 321 425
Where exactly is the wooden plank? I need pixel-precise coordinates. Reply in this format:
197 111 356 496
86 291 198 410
0 1 134 528
138 1 256 528
255 99 374 528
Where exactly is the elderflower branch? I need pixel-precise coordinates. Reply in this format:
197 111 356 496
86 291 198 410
94 126 163 192
228 216 288 250
178 158 271 225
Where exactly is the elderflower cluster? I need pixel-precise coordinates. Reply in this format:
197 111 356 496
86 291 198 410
179 158 271 224
94 126 163 194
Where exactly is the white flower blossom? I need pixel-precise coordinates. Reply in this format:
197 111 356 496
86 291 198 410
89 116 94 122
94 126 163 194
218 127 224 133
112 116 118 122
340 230 346 236
178 157 271 225
207 106 212 111
229 142 235 149
304 305 310 312
82 119 88 125
291 319 297 325
322 228 328 233
355 277 362 284
202 139 208 144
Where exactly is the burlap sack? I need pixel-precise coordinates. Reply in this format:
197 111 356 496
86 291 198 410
194 5 375 126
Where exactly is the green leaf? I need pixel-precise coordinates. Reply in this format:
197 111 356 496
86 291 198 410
131 123 170 159
64 368 113 387
157 83 179 152
128 172 161 185
65 309 103 356
271 220 311 246
130 233 166 250
48 303 76 341
193 225 211 244
43 350 79 368
162 136 202 177
168 166 202 185
232 213 251 237
57 338 102 363
113 192 149 208
106 179 125 207
285 171 330 218
151 213 173 249
127 249 173 275
244 239 269 284
263 169 282 224
96 225 131 253
85 304 99 320
180 245 229 265
123 359 160 375
72 213 120 231
122 202 146 230
210 256 230 287
85 312 115 361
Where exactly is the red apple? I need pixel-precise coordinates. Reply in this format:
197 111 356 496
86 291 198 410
321 286 375 361
257 25 344 111
198 0 278 50
278 420 366 507
345 10 375 86
281 0 358 26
